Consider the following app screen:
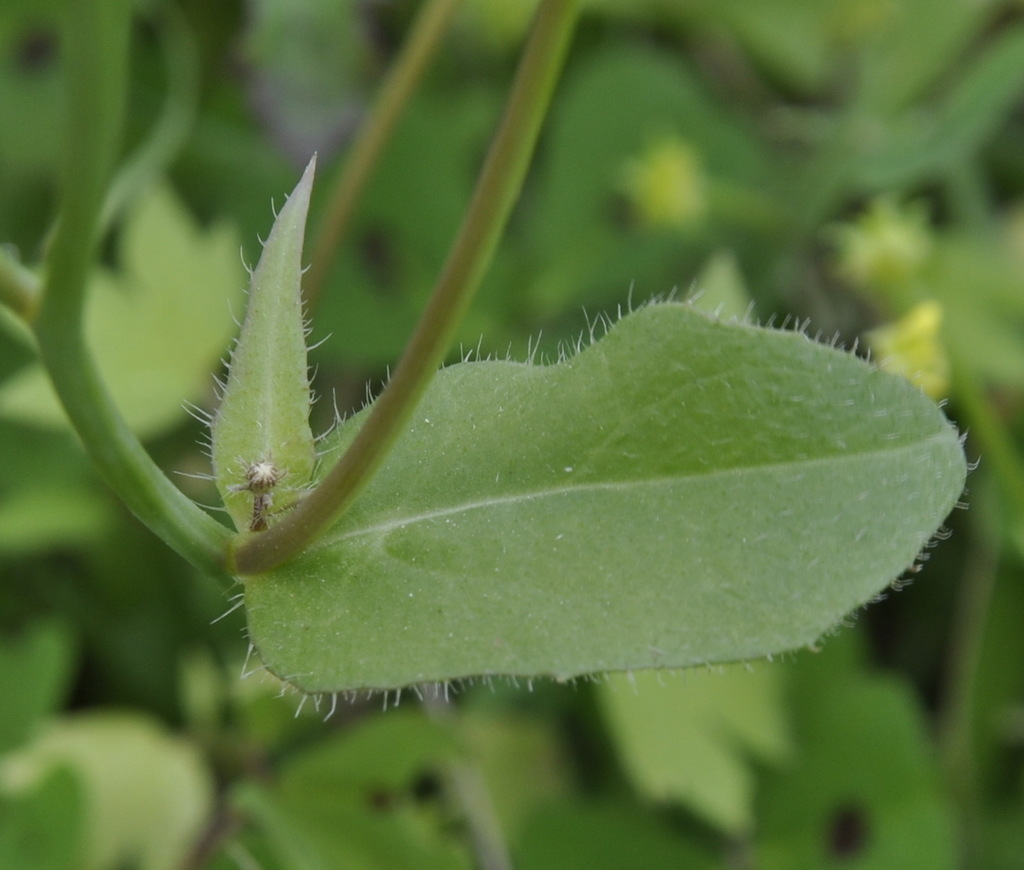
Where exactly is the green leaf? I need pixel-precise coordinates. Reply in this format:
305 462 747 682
853 27 1024 190
1 712 214 870
0 423 111 555
524 44 769 313
0 1 65 187
0 484 111 556
234 711 469 870
855 0 994 115
0 622 74 754
315 87 499 367
755 642 957 869
516 799 720 870
0 182 244 438
693 0 839 95
277 708 460 793
241 0 370 159
928 233 1024 389
244 301 966 692
211 157 317 533
0 766 84 870
598 662 790 834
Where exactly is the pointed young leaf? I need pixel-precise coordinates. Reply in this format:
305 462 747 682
243 302 967 692
212 157 317 533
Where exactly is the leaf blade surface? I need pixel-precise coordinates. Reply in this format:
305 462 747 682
244 303 966 691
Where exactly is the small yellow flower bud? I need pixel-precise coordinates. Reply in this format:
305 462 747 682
832 197 932 293
621 137 707 230
866 301 950 399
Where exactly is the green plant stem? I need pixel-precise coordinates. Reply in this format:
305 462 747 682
304 0 461 309
938 514 997 865
232 0 579 575
938 357 1023 856
422 691 513 870
100 2 200 234
0 6 195 324
33 0 231 579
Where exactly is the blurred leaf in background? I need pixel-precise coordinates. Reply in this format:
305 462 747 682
599 663 791 834
0 183 242 438
756 636 958 870
2 0 1023 867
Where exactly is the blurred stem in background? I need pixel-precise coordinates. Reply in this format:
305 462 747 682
305 0 462 309
100 2 200 233
231 0 581 575
939 358 1024 862
938 509 997 866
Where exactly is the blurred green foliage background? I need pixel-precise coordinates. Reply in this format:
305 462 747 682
1 0 1023 867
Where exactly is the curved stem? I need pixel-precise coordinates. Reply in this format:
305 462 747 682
232 0 580 574
4 3 198 324
304 0 461 309
33 0 231 578
422 690 514 870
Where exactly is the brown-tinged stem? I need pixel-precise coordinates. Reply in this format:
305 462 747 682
232 0 580 574
304 0 461 309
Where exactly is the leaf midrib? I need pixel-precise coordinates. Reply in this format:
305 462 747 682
316 431 955 547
